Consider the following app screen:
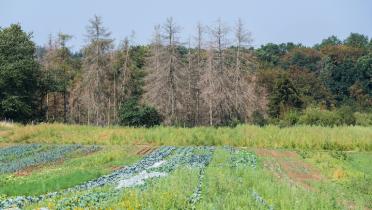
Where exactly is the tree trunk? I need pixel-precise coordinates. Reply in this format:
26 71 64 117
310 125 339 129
63 90 67 123
46 93 49 122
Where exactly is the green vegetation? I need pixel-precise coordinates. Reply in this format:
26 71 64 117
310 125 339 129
0 24 41 122
0 145 140 196
1 22 371 128
196 149 341 210
298 150 372 208
119 98 162 127
107 167 199 209
0 5 371 210
2 146 369 209
277 106 372 127
1 123 371 151
1 123 370 209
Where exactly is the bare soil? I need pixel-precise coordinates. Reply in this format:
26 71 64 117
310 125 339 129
136 145 157 155
256 149 324 190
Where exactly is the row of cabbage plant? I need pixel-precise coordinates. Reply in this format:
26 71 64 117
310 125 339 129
1 146 254 209
0 144 44 162
0 144 100 174
0 146 175 209
54 146 216 209
225 147 274 210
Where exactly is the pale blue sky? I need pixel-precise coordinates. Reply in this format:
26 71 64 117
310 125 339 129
1 0 371 51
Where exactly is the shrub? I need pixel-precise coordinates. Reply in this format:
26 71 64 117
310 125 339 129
298 107 341 126
119 99 162 127
251 111 268 127
279 111 300 127
354 112 372 126
268 76 303 118
336 106 356 125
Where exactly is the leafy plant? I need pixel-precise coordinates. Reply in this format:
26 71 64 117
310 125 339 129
251 111 268 127
298 107 341 126
119 98 162 127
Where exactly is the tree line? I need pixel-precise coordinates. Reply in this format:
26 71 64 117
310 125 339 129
0 16 371 126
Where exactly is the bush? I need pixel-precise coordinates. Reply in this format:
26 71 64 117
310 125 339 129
119 99 161 127
298 107 341 126
279 111 300 127
336 106 356 125
251 111 267 127
276 106 370 127
354 112 372 126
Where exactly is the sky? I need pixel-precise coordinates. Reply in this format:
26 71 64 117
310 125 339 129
1 0 372 51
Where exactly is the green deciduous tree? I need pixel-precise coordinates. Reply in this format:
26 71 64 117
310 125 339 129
268 76 303 118
315 35 341 49
344 33 369 49
350 54 372 108
320 45 366 103
282 48 322 72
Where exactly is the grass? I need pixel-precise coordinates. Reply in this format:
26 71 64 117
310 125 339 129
196 149 341 210
1 123 372 151
1 122 371 209
2 146 371 209
298 150 372 208
107 167 200 209
0 145 141 196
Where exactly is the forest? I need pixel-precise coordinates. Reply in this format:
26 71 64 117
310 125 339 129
1 13 372 209
1 15 371 127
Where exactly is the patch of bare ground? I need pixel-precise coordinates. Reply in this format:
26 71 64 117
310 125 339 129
110 166 125 171
14 158 65 177
135 144 157 156
109 145 157 172
0 130 10 138
12 148 101 177
256 149 324 190
256 149 369 210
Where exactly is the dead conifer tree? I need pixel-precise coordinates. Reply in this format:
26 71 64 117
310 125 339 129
200 19 235 125
186 23 206 126
75 15 113 125
229 18 257 122
143 18 185 125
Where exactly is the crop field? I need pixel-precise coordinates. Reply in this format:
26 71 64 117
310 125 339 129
0 124 371 209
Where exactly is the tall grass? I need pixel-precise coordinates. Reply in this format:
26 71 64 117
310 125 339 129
3 123 372 151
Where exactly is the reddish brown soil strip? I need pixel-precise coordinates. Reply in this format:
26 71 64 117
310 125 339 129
135 145 157 155
257 150 363 210
12 148 100 177
14 158 65 177
256 149 298 158
256 149 324 190
111 166 125 171
0 130 10 138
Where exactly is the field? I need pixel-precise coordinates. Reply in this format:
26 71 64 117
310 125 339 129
0 123 371 209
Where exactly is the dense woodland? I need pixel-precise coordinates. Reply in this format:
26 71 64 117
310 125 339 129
0 16 371 127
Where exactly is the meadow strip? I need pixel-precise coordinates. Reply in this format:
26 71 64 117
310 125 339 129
5 123 372 151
